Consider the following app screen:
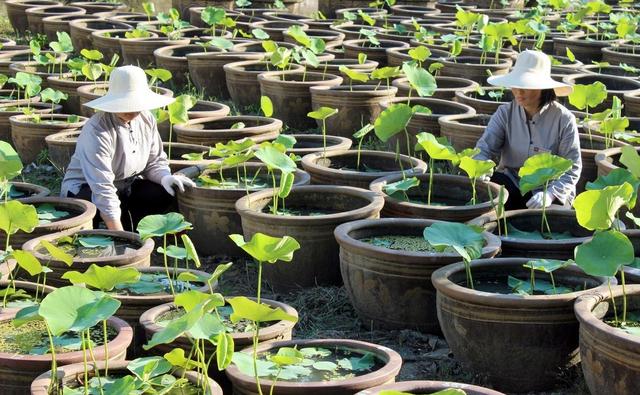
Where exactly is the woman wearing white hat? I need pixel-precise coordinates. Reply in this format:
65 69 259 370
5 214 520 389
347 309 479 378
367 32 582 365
475 50 581 210
61 65 195 231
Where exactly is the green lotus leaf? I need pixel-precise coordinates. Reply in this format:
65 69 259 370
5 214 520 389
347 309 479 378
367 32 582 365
518 153 572 194
423 221 484 262
574 229 634 277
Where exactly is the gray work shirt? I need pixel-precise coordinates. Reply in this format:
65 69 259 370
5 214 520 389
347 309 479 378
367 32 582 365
60 111 171 220
475 100 582 205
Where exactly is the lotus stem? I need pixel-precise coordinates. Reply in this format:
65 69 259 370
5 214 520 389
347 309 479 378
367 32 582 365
403 127 411 159
163 234 176 297
471 178 477 205
464 260 474 289
252 261 264 395
82 330 89 394
541 183 552 237
46 323 59 393
270 367 283 395
428 157 434 205
607 278 619 324
621 269 627 324
550 272 557 295
486 185 501 236
85 330 104 395
103 320 109 377
530 265 535 295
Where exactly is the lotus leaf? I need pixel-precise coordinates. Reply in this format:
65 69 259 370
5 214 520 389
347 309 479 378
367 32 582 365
574 230 634 277
518 153 572 194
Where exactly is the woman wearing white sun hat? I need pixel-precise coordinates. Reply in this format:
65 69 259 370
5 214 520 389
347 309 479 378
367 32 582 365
474 49 581 210
61 65 195 231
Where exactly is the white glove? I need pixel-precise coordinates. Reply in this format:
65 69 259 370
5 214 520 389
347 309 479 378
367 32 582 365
160 174 196 196
479 174 491 183
526 191 555 209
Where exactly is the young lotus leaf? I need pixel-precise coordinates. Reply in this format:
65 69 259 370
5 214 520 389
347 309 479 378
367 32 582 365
11 249 43 276
229 233 300 263
176 272 199 282
39 239 73 266
81 63 103 81
209 262 233 285
370 66 402 81
459 157 495 179
232 351 277 378
384 177 420 197
49 31 73 53
568 82 607 111
408 46 431 63
216 332 234 370
77 235 113 248
523 259 571 273
253 29 270 40
157 244 187 259
201 6 225 26
260 95 273 117
620 145 640 178
61 264 140 291
168 95 196 125
374 103 413 142
339 66 369 83
0 141 23 180
273 134 296 150
39 286 120 336
415 132 457 161
269 347 304 366
137 212 193 240
308 106 338 121
0 200 38 235
423 221 484 262
286 25 310 47
145 68 172 83
586 168 640 209
188 312 226 340
208 37 234 51
227 296 298 323
574 230 634 277
254 144 297 174
518 152 572 194
80 49 103 62
573 183 634 230
402 63 437 97
174 290 224 312
164 348 204 370
181 234 201 268
144 305 204 350
40 88 67 104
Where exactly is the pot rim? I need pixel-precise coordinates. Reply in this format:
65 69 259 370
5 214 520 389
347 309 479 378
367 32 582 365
12 196 96 231
380 96 476 116
356 379 505 395
257 70 343 85
301 149 427 178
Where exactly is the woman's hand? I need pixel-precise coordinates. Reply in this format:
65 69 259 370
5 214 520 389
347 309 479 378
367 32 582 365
161 174 196 196
526 191 555 209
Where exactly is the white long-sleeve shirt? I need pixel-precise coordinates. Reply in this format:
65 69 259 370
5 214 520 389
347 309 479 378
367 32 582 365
60 111 171 220
475 100 582 205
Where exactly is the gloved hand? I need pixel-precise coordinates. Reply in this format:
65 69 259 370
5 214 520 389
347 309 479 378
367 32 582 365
479 174 491 183
160 174 196 196
526 190 555 209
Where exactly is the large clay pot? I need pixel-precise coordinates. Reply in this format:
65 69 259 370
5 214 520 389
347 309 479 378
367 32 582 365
153 44 204 87
370 173 505 222
554 34 625 63
42 13 100 42
68 18 132 54
176 164 310 256
120 37 191 68
258 70 343 130
439 113 491 151
577 132 627 193
157 100 230 142
236 185 384 291
336 218 500 333
25 5 85 34
249 19 309 41
7 61 70 86
441 55 513 85
287 134 353 157
0 102 62 146
45 75 99 114
10 113 86 165
432 258 609 392
562 73 640 114
455 87 514 115
357 380 505 395
45 129 79 171
392 76 479 101
343 39 410 67
174 115 282 146
5 0 61 34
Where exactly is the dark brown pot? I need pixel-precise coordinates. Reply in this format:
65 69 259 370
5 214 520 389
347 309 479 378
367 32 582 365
225 338 402 395
224 60 305 108
0 313 131 395
174 115 282 146
176 164 310 256
68 18 132 55
602 46 640 68
249 20 309 42
624 90 640 118
310 85 397 139
562 73 640 114
22 229 154 287
120 37 190 68
188 50 265 101
42 13 100 42
577 132 627 193
0 50 35 75
0 102 62 146
370 173 504 222
9 181 50 200
45 75 98 114
441 55 513 85
258 70 343 130
10 113 86 164
45 129 79 172
139 298 297 356
379 97 476 155
69 1 127 15
30 359 223 395
392 76 479 101
5 0 60 34
335 218 500 333
554 35 625 63
581 63 640 81
304 58 378 80
157 100 230 142
288 134 353 157
455 87 514 115
574 285 640 395
357 380 504 395
25 5 85 34
432 258 610 392
343 39 410 67
153 44 204 88
236 185 384 291
164 142 216 173
438 113 491 151
469 209 592 259
283 28 345 47
7 61 70 85
301 149 427 189
91 29 154 65
318 0 371 18
330 23 383 42
2 196 94 251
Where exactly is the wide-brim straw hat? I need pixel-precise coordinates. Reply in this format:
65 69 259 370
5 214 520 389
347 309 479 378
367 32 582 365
85 65 175 113
487 50 573 97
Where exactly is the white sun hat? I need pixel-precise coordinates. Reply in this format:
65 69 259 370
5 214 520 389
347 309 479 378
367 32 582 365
84 65 176 113
487 50 573 97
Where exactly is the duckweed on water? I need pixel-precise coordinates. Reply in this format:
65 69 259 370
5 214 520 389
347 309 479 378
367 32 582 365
0 320 117 355
361 235 435 252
